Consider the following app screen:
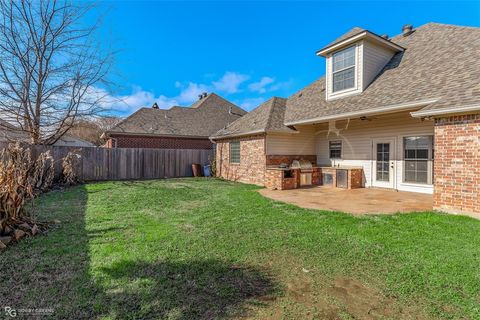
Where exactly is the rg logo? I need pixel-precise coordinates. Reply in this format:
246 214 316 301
4 307 17 317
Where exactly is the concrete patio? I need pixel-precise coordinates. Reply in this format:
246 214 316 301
259 186 433 215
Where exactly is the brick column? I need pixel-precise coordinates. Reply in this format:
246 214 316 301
433 114 480 215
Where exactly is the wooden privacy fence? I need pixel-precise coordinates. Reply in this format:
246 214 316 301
0 143 214 181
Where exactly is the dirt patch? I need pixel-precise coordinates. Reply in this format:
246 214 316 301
326 277 398 319
262 274 424 320
287 279 311 303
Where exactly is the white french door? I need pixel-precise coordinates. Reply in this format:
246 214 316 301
372 138 396 189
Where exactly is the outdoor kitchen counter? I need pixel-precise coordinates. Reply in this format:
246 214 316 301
266 166 323 170
319 166 364 189
318 166 363 170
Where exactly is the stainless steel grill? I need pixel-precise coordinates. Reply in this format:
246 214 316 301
291 160 313 186
290 160 313 172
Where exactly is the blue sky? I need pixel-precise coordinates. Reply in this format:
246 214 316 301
93 1 480 115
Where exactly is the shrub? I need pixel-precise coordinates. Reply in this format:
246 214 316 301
0 143 54 236
62 151 82 186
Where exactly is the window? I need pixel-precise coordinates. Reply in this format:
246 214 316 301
329 141 342 159
404 136 433 184
229 141 240 164
332 46 356 92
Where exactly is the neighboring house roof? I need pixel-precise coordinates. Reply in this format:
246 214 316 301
0 119 28 142
211 97 295 139
105 93 246 138
285 23 480 125
53 136 95 147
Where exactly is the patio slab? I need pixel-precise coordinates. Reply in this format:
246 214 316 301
259 186 433 215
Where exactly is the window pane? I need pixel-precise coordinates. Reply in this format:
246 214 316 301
416 160 428 172
332 46 355 72
329 141 342 159
416 149 428 159
416 171 428 184
405 171 416 182
229 141 240 164
403 136 433 184
333 67 355 92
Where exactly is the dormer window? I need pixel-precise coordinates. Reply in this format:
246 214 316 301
318 28 404 101
332 46 356 92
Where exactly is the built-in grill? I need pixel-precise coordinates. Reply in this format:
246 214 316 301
291 160 313 186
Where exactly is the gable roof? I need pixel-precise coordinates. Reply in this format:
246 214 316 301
106 93 246 138
321 27 366 50
285 23 480 125
211 97 295 139
316 27 404 56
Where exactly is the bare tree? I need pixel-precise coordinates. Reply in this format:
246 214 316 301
67 116 122 145
0 0 113 145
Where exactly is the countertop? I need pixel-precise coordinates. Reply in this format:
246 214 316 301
319 166 363 170
266 166 322 171
266 166 363 171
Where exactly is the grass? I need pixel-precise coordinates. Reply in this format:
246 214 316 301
1 178 479 319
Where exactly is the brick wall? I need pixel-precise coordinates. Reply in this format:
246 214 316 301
433 114 480 215
216 135 266 186
106 135 213 150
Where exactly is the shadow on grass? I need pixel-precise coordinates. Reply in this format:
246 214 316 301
100 260 278 319
0 184 278 319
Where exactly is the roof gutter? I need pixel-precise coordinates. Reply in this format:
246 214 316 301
410 104 480 117
284 98 439 126
210 129 265 140
104 131 209 139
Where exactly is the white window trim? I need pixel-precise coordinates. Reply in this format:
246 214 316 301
229 141 241 164
401 135 434 186
332 46 356 93
326 43 363 101
328 140 342 159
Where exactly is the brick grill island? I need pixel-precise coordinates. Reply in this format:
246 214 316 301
264 160 362 191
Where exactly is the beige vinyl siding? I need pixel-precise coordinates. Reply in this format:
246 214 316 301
315 111 434 193
362 40 396 90
325 42 363 101
266 126 316 155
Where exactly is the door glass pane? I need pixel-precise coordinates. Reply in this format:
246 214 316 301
376 143 390 182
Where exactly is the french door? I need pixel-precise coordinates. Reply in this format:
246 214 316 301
372 138 396 189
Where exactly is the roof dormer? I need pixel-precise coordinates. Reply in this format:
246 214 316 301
317 28 404 101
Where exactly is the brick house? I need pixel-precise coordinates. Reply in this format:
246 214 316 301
103 93 246 150
211 23 480 216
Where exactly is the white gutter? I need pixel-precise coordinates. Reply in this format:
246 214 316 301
284 98 439 126
105 131 208 139
210 128 299 140
210 129 265 140
411 104 480 117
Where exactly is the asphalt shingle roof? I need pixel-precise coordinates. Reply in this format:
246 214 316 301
285 23 480 124
212 97 295 138
107 93 246 137
318 27 366 52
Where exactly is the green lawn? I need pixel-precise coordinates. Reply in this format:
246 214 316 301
1 179 479 319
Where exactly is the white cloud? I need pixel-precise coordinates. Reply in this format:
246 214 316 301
213 71 250 94
97 87 179 113
248 76 274 93
96 72 287 115
175 82 209 103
